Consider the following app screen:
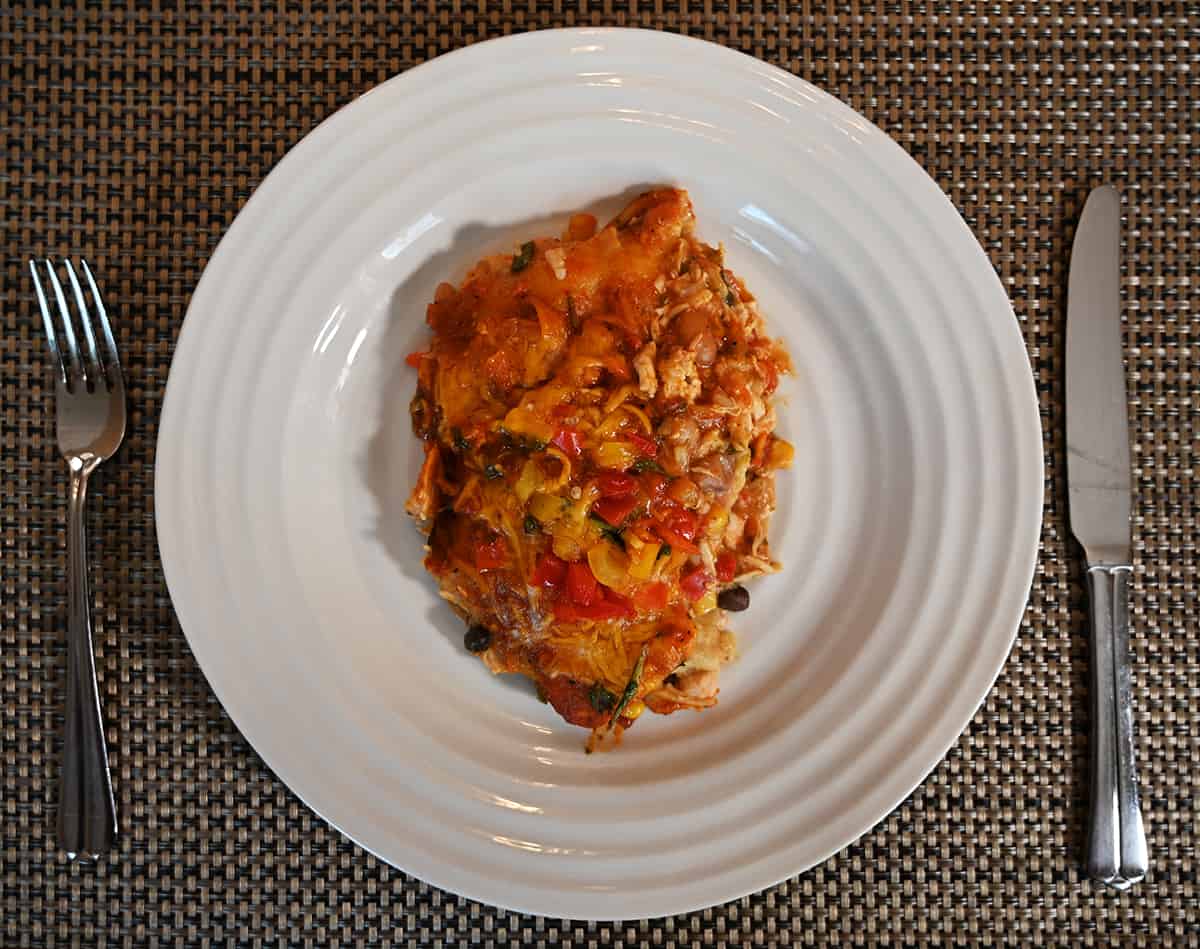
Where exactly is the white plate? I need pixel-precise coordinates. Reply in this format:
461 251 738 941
156 29 1042 919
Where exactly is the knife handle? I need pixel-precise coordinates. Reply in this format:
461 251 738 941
1086 564 1148 889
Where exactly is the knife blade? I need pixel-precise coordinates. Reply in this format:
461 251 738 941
1066 184 1147 890
1067 184 1131 565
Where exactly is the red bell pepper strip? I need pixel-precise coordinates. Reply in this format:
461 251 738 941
566 561 599 606
596 471 637 497
625 431 658 457
531 552 567 588
654 507 700 553
716 552 737 583
680 566 711 602
632 581 670 611
551 426 584 460
592 494 639 527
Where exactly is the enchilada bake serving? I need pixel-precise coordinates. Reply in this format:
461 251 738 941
404 188 793 751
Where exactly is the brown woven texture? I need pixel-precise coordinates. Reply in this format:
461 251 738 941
2 2 1196 946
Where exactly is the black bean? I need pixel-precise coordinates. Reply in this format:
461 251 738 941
717 584 750 612
464 625 492 653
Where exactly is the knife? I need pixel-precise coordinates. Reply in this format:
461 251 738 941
1066 184 1148 889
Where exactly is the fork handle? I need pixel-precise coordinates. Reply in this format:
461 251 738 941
1086 564 1147 888
59 459 117 859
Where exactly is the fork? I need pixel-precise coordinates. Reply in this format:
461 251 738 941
30 258 125 859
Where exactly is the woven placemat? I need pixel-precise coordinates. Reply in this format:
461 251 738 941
2 3 1196 946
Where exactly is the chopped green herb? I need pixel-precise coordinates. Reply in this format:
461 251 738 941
588 513 627 550
485 464 503 480
499 427 546 452
452 428 470 452
511 241 536 272
656 544 672 560
605 529 627 551
631 458 665 474
524 514 540 534
609 645 649 728
588 683 616 713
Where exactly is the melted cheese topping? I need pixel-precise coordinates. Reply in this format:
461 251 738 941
405 188 792 742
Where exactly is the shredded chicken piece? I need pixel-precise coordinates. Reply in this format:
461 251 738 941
674 668 719 700
634 342 658 398
724 510 746 549
659 415 700 471
694 426 725 460
658 348 701 402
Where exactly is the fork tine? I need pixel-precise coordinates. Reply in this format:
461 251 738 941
80 259 120 380
29 260 67 384
43 260 83 387
64 260 103 385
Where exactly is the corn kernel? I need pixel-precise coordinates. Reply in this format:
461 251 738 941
695 589 719 615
